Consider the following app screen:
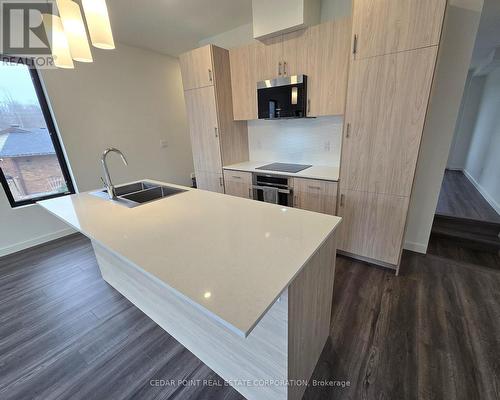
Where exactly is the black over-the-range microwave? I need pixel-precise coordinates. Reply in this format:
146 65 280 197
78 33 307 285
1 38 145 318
257 75 307 119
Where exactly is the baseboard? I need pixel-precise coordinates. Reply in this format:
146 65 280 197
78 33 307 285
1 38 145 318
337 250 398 272
404 240 428 254
0 228 75 258
463 169 500 215
446 167 464 171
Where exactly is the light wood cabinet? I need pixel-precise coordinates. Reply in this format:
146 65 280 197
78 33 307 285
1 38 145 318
184 86 222 175
351 0 447 60
223 170 253 199
180 45 249 194
255 35 284 80
338 0 446 269
281 29 308 77
179 46 214 90
196 171 225 193
306 18 351 117
229 43 258 121
293 178 338 216
228 18 351 120
337 189 409 265
341 46 438 197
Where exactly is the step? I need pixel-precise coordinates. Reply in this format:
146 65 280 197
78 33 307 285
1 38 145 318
434 214 500 237
431 226 500 252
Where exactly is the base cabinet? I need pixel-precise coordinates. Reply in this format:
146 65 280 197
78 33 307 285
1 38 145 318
196 171 224 193
293 178 338 216
337 189 409 265
224 170 252 199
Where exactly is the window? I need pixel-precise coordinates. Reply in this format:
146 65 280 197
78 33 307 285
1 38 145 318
0 57 74 207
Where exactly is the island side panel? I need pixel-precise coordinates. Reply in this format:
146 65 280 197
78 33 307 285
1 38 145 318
91 241 288 400
287 233 337 400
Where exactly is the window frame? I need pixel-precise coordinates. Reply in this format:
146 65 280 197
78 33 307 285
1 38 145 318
0 56 75 208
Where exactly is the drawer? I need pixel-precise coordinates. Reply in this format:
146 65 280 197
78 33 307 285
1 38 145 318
223 170 252 184
293 178 338 196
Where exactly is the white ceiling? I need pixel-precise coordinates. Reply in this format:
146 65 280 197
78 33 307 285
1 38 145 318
105 0 253 57
470 0 500 68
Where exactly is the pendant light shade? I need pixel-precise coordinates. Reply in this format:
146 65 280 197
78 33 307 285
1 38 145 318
81 0 115 49
42 14 74 69
56 0 93 62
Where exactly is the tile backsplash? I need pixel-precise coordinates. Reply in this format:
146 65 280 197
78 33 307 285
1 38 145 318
247 116 343 167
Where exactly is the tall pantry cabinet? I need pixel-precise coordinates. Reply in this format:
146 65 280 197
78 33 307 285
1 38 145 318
338 0 448 270
179 45 249 192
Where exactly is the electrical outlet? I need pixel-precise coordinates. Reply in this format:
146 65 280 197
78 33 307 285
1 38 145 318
324 141 331 151
160 139 168 148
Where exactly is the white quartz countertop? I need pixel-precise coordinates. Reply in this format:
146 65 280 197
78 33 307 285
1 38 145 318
38 180 341 338
223 161 340 181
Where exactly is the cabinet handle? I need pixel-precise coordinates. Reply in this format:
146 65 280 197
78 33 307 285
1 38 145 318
353 34 358 56
340 194 345 207
219 177 223 187
294 195 298 207
307 99 311 114
283 61 287 75
248 187 252 199
214 127 219 138
346 123 351 138
208 68 213 82
232 175 241 179
278 62 282 76
308 185 321 190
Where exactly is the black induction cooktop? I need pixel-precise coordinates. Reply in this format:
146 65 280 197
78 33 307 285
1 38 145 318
256 163 312 174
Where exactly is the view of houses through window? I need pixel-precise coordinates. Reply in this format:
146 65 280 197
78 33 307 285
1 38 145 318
0 62 72 206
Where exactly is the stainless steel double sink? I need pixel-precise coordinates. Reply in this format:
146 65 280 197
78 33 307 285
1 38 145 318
91 181 186 207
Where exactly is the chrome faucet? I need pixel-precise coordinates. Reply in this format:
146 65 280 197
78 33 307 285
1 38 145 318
101 148 128 199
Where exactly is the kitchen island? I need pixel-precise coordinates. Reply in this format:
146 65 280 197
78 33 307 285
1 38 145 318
38 180 342 400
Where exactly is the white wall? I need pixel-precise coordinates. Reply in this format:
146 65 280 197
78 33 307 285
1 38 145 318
0 43 193 256
447 72 486 169
463 66 500 213
248 117 343 166
199 0 352 49
404 0 483 253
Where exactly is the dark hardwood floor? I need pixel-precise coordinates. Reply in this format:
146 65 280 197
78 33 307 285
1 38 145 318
436 169 500 223
1 233 499 400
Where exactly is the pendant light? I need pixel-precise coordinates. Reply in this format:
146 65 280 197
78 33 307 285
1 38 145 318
81 0 115 49
42 14 74 69
56 0 93 62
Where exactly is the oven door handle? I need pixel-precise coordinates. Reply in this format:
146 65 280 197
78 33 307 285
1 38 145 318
252 185 292 194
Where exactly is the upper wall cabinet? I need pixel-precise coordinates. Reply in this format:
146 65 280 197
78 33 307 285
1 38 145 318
255 35 285 80
179 46 214 90
306 18 351 117
351 0 447 60
229 43 258 121
229 17 352 120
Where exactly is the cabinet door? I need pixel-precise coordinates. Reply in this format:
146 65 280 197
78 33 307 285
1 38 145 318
184 86 222 174
229 43 258 120
281 29 308 77
294 178 338 215
352 0 446 60
179 46 214 90
196 171 224 193
223 170 252 199
306 18 352 117
255 36 283 81
337 189 409 265
341 46 437 197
